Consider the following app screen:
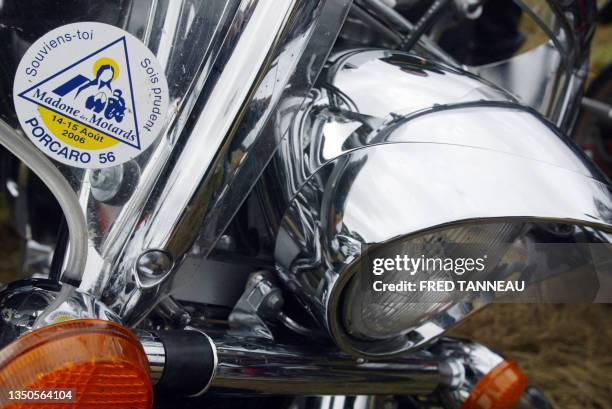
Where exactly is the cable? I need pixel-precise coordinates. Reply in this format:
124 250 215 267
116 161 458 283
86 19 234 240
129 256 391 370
400 0 453 51
0 119 87 284
49 217 69 282
277 311 327 339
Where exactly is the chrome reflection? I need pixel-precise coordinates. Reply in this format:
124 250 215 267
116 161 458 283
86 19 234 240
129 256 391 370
471 0 596 131
265 49 612 357
186 330 441 396
84 0 301 324
140 328 547 404
89 0 351 325
0 0 351 324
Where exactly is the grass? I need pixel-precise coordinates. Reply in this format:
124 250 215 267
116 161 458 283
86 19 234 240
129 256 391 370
451 304 612 409
451 14 612 409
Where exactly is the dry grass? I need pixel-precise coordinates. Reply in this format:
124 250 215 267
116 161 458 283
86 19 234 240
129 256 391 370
451 305 612 408
450 14 612 409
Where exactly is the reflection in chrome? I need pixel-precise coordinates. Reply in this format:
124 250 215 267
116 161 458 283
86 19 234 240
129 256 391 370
266 49 612 357
23 0 352 326
82 0 300 324
0 280 120 349
138 330 166 385
141 329 551 406
472 0 595 131
143 330 442 395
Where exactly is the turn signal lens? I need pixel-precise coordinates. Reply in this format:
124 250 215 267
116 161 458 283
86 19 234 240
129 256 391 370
461 359 527 409
0 319 152 408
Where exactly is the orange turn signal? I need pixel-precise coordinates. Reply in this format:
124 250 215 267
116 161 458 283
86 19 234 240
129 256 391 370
461 359 527 409
0 319 152 408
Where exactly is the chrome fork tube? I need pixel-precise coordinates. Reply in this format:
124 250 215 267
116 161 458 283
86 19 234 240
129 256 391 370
146 331 444 396
139 331 165 385
211 334 442 395
71 0 352 326
143 332 554 408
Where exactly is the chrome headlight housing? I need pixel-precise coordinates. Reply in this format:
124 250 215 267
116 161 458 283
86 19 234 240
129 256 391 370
273 49 612 358
277 137 612 358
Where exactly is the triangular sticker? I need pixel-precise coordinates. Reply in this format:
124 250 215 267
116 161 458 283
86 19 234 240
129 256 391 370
14 22 168 169
18 36 141 150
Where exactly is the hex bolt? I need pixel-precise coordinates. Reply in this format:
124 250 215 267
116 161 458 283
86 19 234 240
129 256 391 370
156 296 191 327
265 291 284 311
136 250 174 278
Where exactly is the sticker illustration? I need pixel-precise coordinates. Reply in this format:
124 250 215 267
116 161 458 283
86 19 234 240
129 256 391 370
13 22 169 169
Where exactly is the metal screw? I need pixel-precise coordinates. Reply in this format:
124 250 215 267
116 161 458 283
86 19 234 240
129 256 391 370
90 167 123 202
216 234 236 251
91 169 113 189
136 250 174 278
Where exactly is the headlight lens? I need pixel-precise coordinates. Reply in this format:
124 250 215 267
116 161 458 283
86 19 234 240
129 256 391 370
342 223 521 340
326 220 610 357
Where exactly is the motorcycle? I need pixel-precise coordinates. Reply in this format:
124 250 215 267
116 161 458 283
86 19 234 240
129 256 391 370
0 0 609 408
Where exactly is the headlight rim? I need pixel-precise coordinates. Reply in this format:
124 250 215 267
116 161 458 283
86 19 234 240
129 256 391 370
325 217 612 359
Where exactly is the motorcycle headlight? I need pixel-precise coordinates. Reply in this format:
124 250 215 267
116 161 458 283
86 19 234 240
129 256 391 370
276 128 612 357
273 49 612 358
330 218 612 357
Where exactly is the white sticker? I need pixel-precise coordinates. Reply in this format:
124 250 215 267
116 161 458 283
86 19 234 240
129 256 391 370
13 22 169 169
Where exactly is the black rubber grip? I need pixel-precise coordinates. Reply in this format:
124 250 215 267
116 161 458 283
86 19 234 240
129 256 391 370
155 330 216 396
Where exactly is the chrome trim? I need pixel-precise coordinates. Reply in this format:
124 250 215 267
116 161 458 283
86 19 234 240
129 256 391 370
141 328 441 396
93 0 299 322
188 0 352 254
141 329 548 398
138 330 166 385
208 331 440 395
434 338 505 407
186 327 219 397
268 49 516 201
265 49 612 357
133 0 298 253
470 0 596 131
61 0 353 326
0 120 87 283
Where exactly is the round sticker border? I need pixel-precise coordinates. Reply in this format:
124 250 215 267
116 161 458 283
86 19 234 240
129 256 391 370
13 21 169 169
